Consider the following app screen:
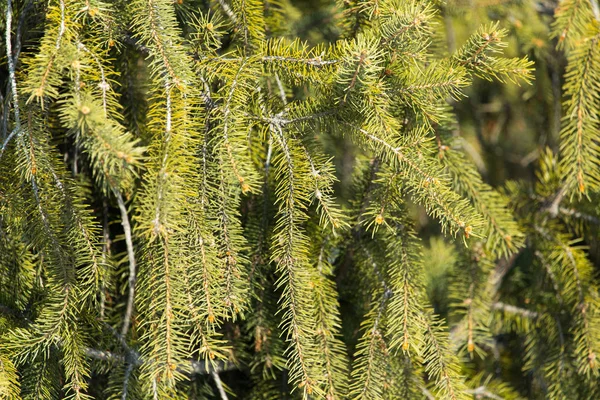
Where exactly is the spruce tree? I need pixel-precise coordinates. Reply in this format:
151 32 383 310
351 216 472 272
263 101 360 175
0 0 599 399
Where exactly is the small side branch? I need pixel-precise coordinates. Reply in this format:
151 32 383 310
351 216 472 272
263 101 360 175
556 206 600 224
491 302 539 319
83 347 236 376
591 0 600 22
420 385 435 400
216 0 238 24
466 386 503 400
121 362 135 400
544 186 568 217
0 127 19 160
115 191 137 338
6 0 21 128
212 371 229 400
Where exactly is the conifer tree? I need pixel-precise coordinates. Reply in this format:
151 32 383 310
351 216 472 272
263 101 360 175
1 0 599 399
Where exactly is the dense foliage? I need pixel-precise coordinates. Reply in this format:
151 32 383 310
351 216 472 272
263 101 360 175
1 0 600 399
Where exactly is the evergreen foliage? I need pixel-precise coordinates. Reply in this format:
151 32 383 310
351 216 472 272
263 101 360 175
0 0 599 399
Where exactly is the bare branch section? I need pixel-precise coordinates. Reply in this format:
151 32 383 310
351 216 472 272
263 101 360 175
83 347 236 376
212 370 229 400
116 191 137 339
491 302 539 319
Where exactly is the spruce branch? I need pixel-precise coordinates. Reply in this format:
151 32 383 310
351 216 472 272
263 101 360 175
421 313 469 400
24 0 68 103
558 29 600 196
270 120 321 397
348 287 392 400
2 1 597 398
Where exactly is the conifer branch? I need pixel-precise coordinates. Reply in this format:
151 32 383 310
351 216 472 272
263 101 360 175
558 31 600 195
311 236 349 398
270 121 319 397
78 42 109 116
186 208 219 324
222 60 250 190
438 138 524 257
216 154 245 313
138 0 185 87
349 288 392 400
421 314 468 400
3 1 597 398
25 0 68 103
200 54 339 68
553 0 593 48
340 121 481 238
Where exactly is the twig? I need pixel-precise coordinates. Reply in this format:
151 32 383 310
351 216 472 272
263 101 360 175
216 0 238 24
0 127 19 160
115 191 137 338
199 54 338 67
78 42 109 116
519 148 539 167
274 73 287 105
491 302 539 319
591 0 600 22
544 185 568 217
121 362 135 400
152 378 158 400
248 108 337 126
556 206 600 224
83 346 236 376
2 0 31 139
467 386 504 400
212 370 229 400
84 347 121 363
100 198 110 319
531 193 600 223
122 33 149 54
103 322 138 363
6 0 21 130
2 85 7 140
452 135 488 174
421 385 435 400
5 0 35 208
